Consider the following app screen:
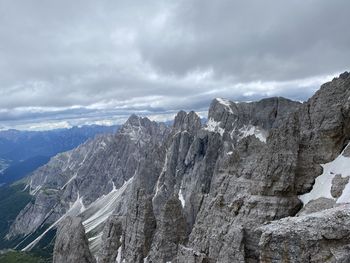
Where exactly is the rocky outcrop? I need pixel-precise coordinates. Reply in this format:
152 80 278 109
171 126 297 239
152 110 203 221
97 216 123 263
53 216 95 263
331 174 349 198
259 205 350 263
9 72 350 262
295 74 350 194
173 110 202 133
147 196 187 262
178 72 350 262
122 188 156 263
343 141 350 157
208 97 301 133
296 197 336 216
7 115 169 251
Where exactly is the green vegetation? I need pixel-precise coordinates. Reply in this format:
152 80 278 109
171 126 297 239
0 251 45 263
0 184 53 261
0 183 33 248
15 225 56 260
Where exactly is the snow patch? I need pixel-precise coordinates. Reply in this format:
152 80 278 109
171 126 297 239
299 145 350 205
178 179 186 208
116 243 122 262
153 155 168 201
205 118 225 136
100 141 107 148
124 117 143 142
238 125 266 143
216 98 234 114
178 189 185 208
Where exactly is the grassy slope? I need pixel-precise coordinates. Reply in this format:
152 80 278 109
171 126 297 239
0 184 33 246
0 251 45 263
0 184 51 262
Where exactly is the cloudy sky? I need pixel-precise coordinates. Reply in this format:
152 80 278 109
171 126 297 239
0 0 349 130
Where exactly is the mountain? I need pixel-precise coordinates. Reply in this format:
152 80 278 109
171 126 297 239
0 125 119 185
2 72 350 263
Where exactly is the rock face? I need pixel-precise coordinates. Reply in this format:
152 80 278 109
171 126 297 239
296 197 336 216
7 115 169 251
147 196 187 262
6 72 350 262
331 174 350 198
179 72 350 262
97 216 123 263
122 188 156 263
259 205 350 263
53 216 96 263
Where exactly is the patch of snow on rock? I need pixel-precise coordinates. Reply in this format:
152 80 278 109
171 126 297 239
205 118 225 136
238 125 267 143
299 144 350 205
178 179 186 208
178 189 185 208
116 237 123 262
216 98 234 114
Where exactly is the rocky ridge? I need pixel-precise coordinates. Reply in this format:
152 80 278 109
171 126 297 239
5 72 350 262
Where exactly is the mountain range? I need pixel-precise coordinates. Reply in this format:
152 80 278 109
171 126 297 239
0 125 119 186
1 72 350 262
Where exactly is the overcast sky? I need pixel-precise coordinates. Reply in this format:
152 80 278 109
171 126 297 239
0 0 349 130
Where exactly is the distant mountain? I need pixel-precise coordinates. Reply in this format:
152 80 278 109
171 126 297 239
0 125 119 162
0 156 50 186
0 125 119 185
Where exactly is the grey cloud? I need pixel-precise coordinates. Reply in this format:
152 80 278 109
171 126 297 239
139 0 350 81
0 0 348 129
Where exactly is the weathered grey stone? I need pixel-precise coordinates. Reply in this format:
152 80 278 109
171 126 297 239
122 188 156 263
297 197 336 216
342 142 350 157
179 72 350 262
147 196 187 262
10 72 350 263
173 110 202 134
53 216 96 263
176 245 215 263
97 216 123 263
295 72 350 194
208 97 301 133
259 205 350 263
331 174 350 198
7 115 169 247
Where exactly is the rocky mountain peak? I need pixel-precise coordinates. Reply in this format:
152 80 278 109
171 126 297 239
338 71 349 80
120 114 170 144
173 110 202 133
5 72 350 263
204 96 300 144
208 96 300 128
122 114 152 129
